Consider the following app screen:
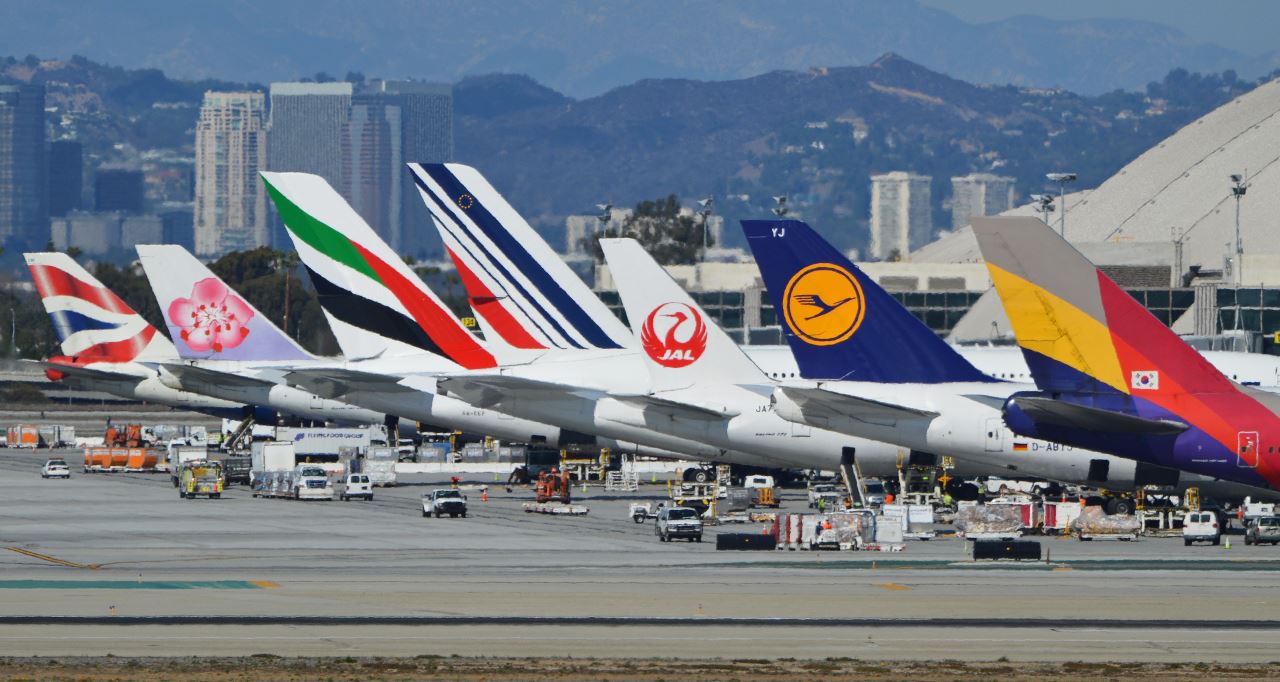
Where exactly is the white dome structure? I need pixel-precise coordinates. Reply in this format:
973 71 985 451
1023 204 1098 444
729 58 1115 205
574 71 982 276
915 77 1280 282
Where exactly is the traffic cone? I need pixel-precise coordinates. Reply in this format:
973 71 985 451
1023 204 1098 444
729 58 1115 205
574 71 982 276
482 489 488 502
1225 537 1231 549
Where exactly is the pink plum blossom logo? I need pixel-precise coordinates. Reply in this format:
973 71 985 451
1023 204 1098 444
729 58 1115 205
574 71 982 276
167 278 254 353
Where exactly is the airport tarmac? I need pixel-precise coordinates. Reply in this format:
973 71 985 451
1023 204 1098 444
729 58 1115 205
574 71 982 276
1 449 1279 662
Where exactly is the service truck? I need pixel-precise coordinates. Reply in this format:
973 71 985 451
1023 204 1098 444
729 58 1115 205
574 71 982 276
168 444 209 486
178 460 224 499
250 441 297 496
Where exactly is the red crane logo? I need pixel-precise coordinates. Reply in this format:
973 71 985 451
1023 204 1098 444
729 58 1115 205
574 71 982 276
641 302 708 368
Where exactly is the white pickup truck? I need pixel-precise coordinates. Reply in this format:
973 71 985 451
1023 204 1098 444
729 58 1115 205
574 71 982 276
422 489 468 518
287 464 334 501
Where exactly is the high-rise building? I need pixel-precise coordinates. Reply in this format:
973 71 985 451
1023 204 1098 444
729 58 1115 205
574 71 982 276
869 172 932 260
193 91 268 256
0 84 47 246
47 140 83 217
950 173 1015 229
94 168 145 213
342 80 452 256
267 82 352 247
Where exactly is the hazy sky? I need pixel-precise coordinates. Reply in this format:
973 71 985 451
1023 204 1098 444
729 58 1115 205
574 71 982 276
923 0 1280 56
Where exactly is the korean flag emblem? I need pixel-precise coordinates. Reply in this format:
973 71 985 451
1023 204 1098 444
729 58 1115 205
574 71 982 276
1131 370 1159 390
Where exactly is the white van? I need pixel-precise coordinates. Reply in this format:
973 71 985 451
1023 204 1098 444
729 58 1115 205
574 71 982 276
1183 511 1221 546
339 473 373 501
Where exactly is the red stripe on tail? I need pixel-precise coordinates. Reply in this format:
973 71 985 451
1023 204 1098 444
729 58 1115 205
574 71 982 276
349 242 496 369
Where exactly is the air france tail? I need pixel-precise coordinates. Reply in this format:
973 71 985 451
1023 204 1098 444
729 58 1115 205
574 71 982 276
599 238 766 391
25 252 175 363
136 245 314 362
743 219 993 383
410 162 632 351
262 171 487 370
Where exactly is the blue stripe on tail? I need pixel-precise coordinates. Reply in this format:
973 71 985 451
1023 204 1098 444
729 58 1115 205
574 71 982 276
414 164 622 349
47 310 120 342
743 219 995 384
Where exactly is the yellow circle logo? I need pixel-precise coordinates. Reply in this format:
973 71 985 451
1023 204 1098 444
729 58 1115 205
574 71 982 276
782 263 865 346
457 193 474 210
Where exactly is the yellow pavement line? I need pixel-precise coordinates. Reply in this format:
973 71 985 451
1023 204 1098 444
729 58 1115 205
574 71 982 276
6 547 100 570
875 582 912 591
249 580 280 589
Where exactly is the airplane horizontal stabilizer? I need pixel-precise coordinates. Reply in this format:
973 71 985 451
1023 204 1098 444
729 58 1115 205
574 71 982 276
285 368 420 399
159 363 276 390
777 385 937 423
609 393 739 421
1009 395 1189 436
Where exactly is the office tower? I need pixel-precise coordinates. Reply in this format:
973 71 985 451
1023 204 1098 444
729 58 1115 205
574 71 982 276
160 205 195 251
193 91 268 256
342 80 452 255
267 82 352 247
94 168 145 213
869 172 932 260
47 140 83 217
950 173 1015 229
0 84 47 245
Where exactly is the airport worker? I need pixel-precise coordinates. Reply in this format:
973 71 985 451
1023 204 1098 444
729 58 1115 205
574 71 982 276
817 497 826 513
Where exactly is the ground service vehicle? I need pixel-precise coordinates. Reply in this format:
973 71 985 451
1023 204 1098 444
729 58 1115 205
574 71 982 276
808 483 841 508
287 464 333 500
656 506 703 543
423 489 468 518
41 458 70 479
339 473 374 501
1246 516 1280 545
169 445 207 486
864 479 888 506
179 460 224 499
1184 511 1222 546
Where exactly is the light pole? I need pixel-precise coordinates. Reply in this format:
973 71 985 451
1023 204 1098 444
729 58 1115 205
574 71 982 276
1231 173 1249 285
8 307 14 357
1046 172 1076 237
593 203 612 258
697 196 714 257
1031 194 1055 227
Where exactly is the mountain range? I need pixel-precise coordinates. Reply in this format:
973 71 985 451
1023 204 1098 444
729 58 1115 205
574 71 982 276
4 0 1278 97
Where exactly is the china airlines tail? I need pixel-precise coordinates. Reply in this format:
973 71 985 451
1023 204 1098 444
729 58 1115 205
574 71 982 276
599 238 767 391
25 252 175 363
262 171 484 371
742 219 993 384
409 162 632 351
136 245 314 362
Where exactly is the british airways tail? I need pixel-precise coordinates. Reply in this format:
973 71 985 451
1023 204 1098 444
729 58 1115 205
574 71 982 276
262 171 484 371
409 162 632 351
971 215 1235 396
136 245 315 362
25 252 175 363
743 219 993 383
600 238 766 391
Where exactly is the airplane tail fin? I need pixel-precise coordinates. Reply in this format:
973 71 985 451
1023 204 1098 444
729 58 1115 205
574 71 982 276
600 238 766 391
136 245 315 362
24 252 175 362
410 162 632 350
971 216 1234 395
742 219 993 383
262 171 489 369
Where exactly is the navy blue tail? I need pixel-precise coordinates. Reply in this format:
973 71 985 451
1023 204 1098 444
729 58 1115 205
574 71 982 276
743 219 995 383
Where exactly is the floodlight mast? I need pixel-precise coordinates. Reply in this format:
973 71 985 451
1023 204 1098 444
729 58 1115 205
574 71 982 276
1046 172 1076 237
697 196 714 255
1031 194 1055 226
1231 173 1249 285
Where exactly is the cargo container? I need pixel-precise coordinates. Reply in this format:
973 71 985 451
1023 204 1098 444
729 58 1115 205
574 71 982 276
250 441 298 494
254 463 333 500
36 425 75 448
276 426 386 457
83 446 163 473
7 424 39 448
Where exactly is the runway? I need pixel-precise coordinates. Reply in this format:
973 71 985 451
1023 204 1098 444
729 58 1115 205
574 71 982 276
2 450 1278 661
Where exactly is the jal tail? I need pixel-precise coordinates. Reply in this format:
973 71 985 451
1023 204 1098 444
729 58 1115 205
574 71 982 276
262 171 489 370
971 216 1235 396
743 219 993 383
24 252 176 362
409 162 632 351
600 238 766 391
135 244 315 362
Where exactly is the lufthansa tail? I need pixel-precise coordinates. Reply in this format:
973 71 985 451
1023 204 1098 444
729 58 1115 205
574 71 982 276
743 219 993 384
